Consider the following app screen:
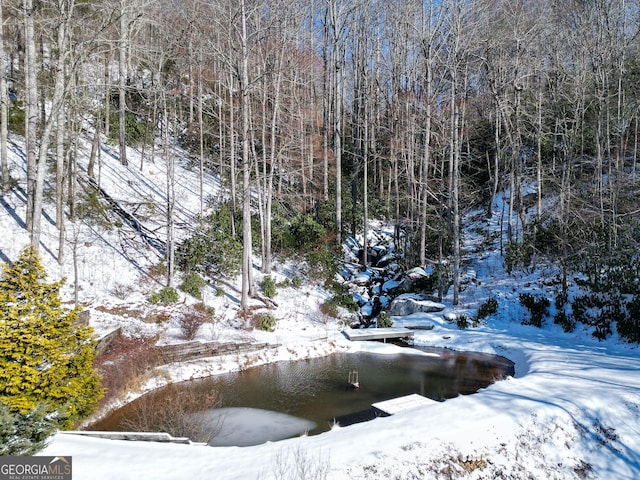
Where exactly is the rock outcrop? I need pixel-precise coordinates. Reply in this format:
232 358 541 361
388 294 446 316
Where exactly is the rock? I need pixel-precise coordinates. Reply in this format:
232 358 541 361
443 311 458 323
388 294 446 316
384 276 413 296
406 267 429 280
353 270 374 285
382 279 402 293
460 269 476 285
360 303 373 318
376 253 398 268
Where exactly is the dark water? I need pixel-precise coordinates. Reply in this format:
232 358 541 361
91 347 514 446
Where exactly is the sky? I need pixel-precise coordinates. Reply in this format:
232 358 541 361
1 132 639 479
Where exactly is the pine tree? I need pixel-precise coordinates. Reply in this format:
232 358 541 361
0 245 103 429
0 403 57 455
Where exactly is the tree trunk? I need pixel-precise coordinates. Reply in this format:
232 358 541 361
0 2 9 193
118 1 128 166
88 116 100 179
31 0 73 248
229 72 237 239
56 85 66 264
164 96 175 287
240 0 253 310
24 0 38 233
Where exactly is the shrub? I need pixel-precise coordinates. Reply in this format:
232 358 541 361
108 109 154 146
519 293 550 328
255 313 277 332
555 290 568 310
93 333 161 409
149 286 179 304
476 297 498 321
377 312 393 328
619 295 640 343
290 215 326 248
176 204 242 276
328 283 359 313
504 240 533 274
193 302 215 315
319 302 339 318
179 308 210 340
181 272 206 299
307 246 339 283
291 275 302 289
570 245 640 342
457 314 470 329
571 293 614 340
111 282 133 300
553 310 576 333
262 276 276 299
8 101 26 136
148 262 167 282
122 380 221 443
76 189 112 229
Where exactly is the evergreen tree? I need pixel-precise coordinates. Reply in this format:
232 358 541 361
0 245 103 430
0 403 57 455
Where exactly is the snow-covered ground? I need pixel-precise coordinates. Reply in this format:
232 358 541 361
1 133 639 479
40 321 640 480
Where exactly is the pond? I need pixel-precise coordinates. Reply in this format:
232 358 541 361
90 347 514 447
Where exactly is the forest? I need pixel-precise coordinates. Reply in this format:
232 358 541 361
1 0 640 341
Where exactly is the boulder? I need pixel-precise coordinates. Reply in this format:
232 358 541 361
406 267 429 280
388 293 446 316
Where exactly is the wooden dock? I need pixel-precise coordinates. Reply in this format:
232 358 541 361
343 327 414 342
372 394 437 415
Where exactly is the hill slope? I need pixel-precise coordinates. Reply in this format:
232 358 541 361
1 133 639 479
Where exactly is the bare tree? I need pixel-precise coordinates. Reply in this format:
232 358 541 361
0 2 9 193
28 0 75 248
23 0 38 234
117 0 129 166
324 0 353 245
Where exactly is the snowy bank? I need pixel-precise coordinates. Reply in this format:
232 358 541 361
40 313 640 480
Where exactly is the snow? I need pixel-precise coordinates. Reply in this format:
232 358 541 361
40 324 640 479
1 133 639 479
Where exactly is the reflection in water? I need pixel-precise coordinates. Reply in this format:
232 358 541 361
91 348 514 446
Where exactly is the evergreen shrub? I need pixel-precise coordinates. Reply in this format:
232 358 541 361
255 313 277 332
262 276 276 299
457 314 470 329
329 283 359 313
620 295 640 343
8 101 25 136
504 240 533 274
176 204 242 277
181 272 206 299
476 297 498 321
553 310 576 333
519 293 550 328
149 286 179 304
377 312 393 328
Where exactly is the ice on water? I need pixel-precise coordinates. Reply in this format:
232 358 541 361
199 407 317 447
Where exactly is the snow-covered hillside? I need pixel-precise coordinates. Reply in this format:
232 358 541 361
1 132 639 479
